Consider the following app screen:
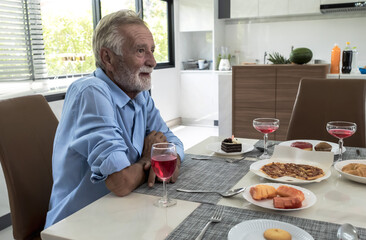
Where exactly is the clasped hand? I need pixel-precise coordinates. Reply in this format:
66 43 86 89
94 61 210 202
140 130 180 187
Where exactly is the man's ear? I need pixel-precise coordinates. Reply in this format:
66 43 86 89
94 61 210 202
100 47 115 72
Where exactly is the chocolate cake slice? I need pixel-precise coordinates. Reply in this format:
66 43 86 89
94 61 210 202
221 138 242 153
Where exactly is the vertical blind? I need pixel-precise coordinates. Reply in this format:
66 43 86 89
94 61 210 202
0 0 47 81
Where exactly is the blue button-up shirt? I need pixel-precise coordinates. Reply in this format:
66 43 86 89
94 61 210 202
45 68 184 228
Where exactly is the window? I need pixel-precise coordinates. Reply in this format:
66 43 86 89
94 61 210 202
0 0 174 82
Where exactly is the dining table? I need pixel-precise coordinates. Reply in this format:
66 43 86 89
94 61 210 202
41 136 366 240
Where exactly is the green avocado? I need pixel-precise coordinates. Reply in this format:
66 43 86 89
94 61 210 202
289 48 313 64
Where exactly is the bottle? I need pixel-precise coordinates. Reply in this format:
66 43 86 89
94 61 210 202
341 42 353 74
351 46 359 74
330 44 341 74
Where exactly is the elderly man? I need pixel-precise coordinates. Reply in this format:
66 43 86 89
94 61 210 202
44 10 184 228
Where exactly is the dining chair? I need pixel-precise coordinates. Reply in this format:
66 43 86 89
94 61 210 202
0 95 58 240
286 78 366 148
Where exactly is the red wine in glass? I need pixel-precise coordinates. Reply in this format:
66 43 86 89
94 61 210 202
253 118 280 159
326 121 357 163
151 155 177 181
151 143 177 207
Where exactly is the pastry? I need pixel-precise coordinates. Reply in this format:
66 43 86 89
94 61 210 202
221 137 242 153
276 185 305 202
250 184 277 200
314 142 332 152
260 162 325 180
290 141 313 151
263 228 292 240
342 163 366 177
273 197 302 209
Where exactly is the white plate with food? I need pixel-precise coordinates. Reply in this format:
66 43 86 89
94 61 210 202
279 139 345 154
206 142 254 156
228 219 314 240
334 159 366 184
242 183 316 211
250 160 331 184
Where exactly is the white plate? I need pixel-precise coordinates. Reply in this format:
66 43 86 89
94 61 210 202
228 219 314 240
250 160 331 184
242 183 317 211
206 142 254 156
279 139 345 154
334 159 366 184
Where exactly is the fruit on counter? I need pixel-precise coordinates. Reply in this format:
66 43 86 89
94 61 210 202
263 228 292 240
289 48 313 64
273 197 302 209
268 52 290 64
250 184 277 200
276 185 305 202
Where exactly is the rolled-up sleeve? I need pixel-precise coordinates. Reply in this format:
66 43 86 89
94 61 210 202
70 85 131 183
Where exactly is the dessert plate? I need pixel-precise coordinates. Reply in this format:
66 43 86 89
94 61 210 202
242 183 317 211
279 139 345 154
334 159 366 184
206 142 254 156
228 219 314 240
250 159 331 184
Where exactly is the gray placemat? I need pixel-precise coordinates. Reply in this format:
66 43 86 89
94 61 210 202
133 154 252 204
166 203 366 240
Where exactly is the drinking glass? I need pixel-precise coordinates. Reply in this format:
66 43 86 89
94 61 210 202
151 142 177 207
253 118 280 159
326 121 357 162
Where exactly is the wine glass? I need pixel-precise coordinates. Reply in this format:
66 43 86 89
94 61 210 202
326 121 357 162
151 142 177 207
253 118 280 159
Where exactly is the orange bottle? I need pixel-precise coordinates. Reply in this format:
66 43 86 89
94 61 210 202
330 44 341 74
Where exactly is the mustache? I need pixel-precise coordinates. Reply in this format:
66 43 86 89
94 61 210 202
139 66 153 74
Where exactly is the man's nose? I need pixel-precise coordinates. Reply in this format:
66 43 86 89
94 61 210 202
145 51 156 68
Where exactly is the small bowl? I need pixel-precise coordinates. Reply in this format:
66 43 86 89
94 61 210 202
359 67 366 74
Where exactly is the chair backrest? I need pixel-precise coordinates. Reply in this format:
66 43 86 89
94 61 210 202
286 78 366 147
0 95 58 240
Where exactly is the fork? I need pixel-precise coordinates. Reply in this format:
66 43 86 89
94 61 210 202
195 205 224 240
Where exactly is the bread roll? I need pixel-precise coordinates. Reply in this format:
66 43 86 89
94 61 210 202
263 228 292 240
250 185 277 200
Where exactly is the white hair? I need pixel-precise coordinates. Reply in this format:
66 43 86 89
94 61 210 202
92 9 146 69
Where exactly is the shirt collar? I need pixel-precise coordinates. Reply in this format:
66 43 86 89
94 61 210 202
94 68 147 109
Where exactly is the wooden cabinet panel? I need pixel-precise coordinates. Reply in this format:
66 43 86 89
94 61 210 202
232 65 329 140
233 67 276 109
276 65 328 111
233 108 276 139
276 110 292 141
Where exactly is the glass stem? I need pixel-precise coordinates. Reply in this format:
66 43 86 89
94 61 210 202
264 133 268 156
162 180 168 203
338 139 343 161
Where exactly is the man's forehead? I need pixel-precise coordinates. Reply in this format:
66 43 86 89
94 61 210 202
119 24 154 44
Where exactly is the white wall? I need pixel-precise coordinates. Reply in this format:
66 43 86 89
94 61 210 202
224 16 366 67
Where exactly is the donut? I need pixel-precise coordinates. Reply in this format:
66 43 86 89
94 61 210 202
263 228 292 240
290 141 313 151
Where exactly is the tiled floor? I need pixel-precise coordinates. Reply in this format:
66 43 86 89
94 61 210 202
0 125 218 240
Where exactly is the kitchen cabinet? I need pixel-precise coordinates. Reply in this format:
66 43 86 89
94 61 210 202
289 0 321 15
180 72 218 126
232 65 328 140
179 0 213 32
230 0 258 19
258 0 288 17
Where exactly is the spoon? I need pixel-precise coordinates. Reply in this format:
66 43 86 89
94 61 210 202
176 187 246 198
337 223 359 240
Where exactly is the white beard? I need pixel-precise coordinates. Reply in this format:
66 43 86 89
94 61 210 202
113 59 152 93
